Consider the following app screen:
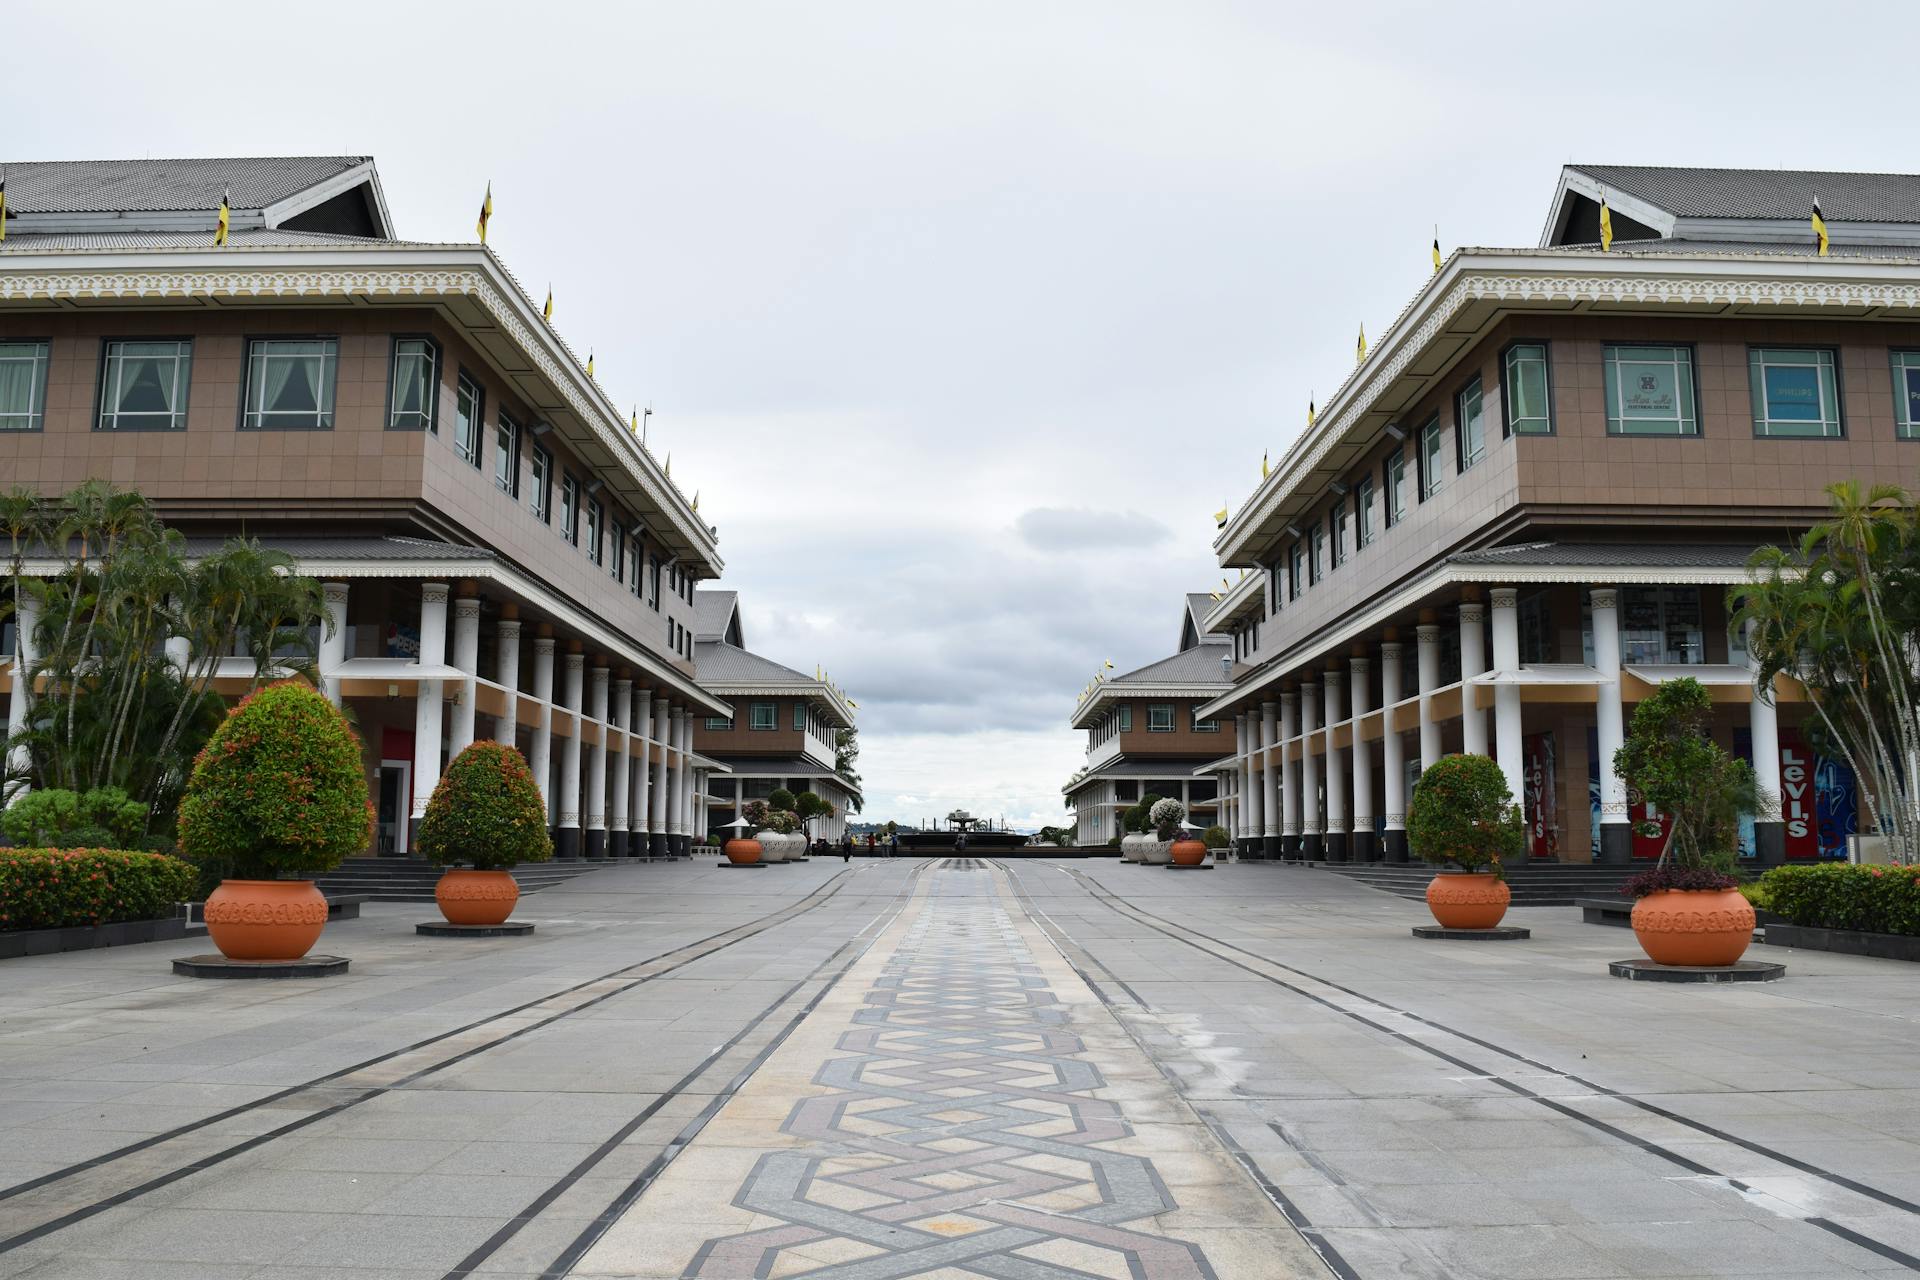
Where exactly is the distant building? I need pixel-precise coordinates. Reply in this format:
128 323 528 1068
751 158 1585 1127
1064 595 1231 845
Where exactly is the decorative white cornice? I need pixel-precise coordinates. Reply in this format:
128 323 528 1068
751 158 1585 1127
696 679 854 727
1070 680 1231 728
1203 572 1263 634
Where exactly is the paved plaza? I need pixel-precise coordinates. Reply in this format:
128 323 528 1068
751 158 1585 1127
1 858 1918 1280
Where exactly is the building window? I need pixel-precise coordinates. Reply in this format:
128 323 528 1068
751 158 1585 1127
1502 343 1552 435
1330 505 1347 568
1749 348 1842 438
750 703 777 731
97 339 193 431
560 474 579 545
794 704 807 732
1383 448 1407 526
0 341 50 431
648 556 661 609
453 372 484 463
1594 586 1704 665
243 338 337 430
494 413 520 497
630 534 645 597
1891 351 1920 440
387 337 438 431
612 522 626 582
1148 704 1174 732
1308 523 1325 584
1117 705 1133 732
1417 416 1444 499
706 715 733 731
586 497 604 565
1355 476 1375 548
1289 544 1305 601
529 443 552 522
1604 345 1697 436
1519 592 1553 665
1455 376 1485 470
1192 707 1219 731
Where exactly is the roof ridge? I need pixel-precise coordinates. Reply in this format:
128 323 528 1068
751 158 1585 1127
1574 161 1920 181
0 154 369 169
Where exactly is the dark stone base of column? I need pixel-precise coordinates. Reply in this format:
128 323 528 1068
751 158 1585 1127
1262 835 1281 860
1383 830 1409 863
1753 821 1786 868
1350 830 1377 863
1282 834 1302 861
1301 834 1323 860
1600 823 1632 865
611 831 630 859
555 828 581 860
1323 832 1350 863
649 832 670 858
673 834 690 858
585 830 606 860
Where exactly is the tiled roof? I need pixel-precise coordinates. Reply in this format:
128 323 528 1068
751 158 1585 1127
694 590 739 641
1447 543 1761 569
176 535 491 562
1543 237 1920 261
1570 164 1920 224
0 156 369 214
701 755 847 777
694 641 815 686
0 229 421 252
1111 644 1232 686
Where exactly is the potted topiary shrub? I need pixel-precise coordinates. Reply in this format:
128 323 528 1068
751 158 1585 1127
177 681 373 962
1158 799 1206 866
1120 793 1161 864
416 741 554 926
1407 754 1524 929
1201 824 1230 854
768 809 802 861
1614 678 1760 966
743 800 783 862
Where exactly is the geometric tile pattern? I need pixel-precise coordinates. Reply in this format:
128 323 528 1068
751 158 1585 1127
687 867 1219 1278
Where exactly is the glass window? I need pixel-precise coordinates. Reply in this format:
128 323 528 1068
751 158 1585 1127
1455 376 1485 470
586 497 604 564
706 715 733 731
494 414 520 496
388 337 438 431
1117 705 1133 732
1355 476 1375 547
243 339 336 430
794 704 807 732
1191 707 1218 731
1749 348 1841 438
453 372 484 462
529 444 552 521
1148 704 1174 732
1615 586 1704 665
1330 506 1347 568
648 556 661 609
1289 545 1305 601
1418 416 1444 499
612 522 626 581
1308 525 1325 584
1383 449 1406 526
1503 343 1551 435
630 534 645 596
560 474 579 545
750 703 777 731
1519 592 1553 664
1604 345 1697 435
0 341 50 431
1891 351 1920 440
97 339 192 431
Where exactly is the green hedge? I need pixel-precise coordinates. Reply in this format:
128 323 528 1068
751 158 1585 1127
0 848 199 932
1760 863 1920 936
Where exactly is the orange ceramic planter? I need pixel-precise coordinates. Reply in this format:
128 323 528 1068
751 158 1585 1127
1425 872 1510 929
724 838 763 865
1631 888 1755 966
204 879 329 961
435 869 520 926
1170 839 1208 866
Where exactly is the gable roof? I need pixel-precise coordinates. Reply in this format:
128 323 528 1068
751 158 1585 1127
694 640 854 727
0 155 393 240
1180 593 1226 651
1570 165 1920 224
694 590 742 645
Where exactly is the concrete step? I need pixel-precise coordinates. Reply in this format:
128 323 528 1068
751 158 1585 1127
1323 862 1645 907
313 858 611 903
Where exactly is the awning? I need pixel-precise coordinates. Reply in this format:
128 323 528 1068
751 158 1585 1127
333 657 468 681
1624 663 1755 687
1470 664 1603 686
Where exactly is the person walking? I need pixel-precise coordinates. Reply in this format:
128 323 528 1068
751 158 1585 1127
887 829 899 858
841 831 852 863
866 832 876 857
955 831 968 855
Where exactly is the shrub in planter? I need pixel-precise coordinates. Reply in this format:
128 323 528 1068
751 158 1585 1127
177 681 372 961
1201 825 1230 850
1759 863 1920 936
417 741 554 926
1612 678 1759 965
1151 798 1204 865
1407 754 1523 928
1 847 198 931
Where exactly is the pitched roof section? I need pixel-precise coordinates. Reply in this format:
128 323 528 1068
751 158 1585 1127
693 590 742 644
0 156 392 239
694 641 813 686
1572 164 1920 224
1111 645 1232 686
1447 542 1760 570
1180 593 1225 651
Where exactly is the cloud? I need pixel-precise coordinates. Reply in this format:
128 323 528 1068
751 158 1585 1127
1014 508 1171 553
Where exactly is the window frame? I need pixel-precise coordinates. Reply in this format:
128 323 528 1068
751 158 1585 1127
1191 706 1219 731
0 339 52 432
93 337 195 432
648 555 662 610
1117 705 1133 732
1288 544 1305 601
1747 345 1844 439
1355 475 1375 548
586 495 605 565
1891 350 1920 442
1416 414 1444 500
1454 374 1486 471
559 473 580 546
239 335 339 432
794 703 807 732
706 715 734 731
1308 524 1325 585
1499 339 1554 437
529 442 553 522
384 334 441 433
493 411 521 497
452 368 487 464
1603 343 1700 437
1147 704 1175 733
749 702 778 731
1329 504 1346 569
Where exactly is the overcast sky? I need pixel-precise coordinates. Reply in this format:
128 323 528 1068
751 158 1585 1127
11 1 1915 829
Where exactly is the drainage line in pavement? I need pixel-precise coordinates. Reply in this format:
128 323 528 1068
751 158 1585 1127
989 859 1363 1280
0 866 872 1252
1051 864 1920 1272
444 858 934 1280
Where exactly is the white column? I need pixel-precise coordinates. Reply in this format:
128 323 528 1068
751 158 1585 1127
586 664 609 852
1279 689 1299 848
650 696 671 849
449 595 480 757
1489 589 1525 812
530 636 555 824
1416 622 1441 771
1232 715 1248 839
1300 679 1321 851
1323 669 1348 855
1243 713 1263 843
1459 599 1488 757
559 651 584 845
411 583 450 821
631 689 653 843
1260 700 1280 843
1591 588 1629 859
1350 655 1373 855
1380 640 1407 838
494 618 521 745
5 593 39 805
1747 617 1785 865
674 708 693 842
318 582 349 706
611 677 632 852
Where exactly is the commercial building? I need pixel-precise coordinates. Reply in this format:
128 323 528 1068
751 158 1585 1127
1198 165 1912 865
0 155 734 858
1064 595 1230 845
691 590 860 842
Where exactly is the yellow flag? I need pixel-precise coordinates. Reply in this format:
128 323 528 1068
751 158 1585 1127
1812 198 1830 256
214 186 230 247
585 351 595 378
630 407 640 434
476 181 493 243
1104 660 1114 670
1431 232 1442 272
1307 399 1315 428
543 286 553 322
1213 504 1228 530
1261 450 1269 480
692 490 700 512
1208 591 1221 602
1356 324 1367 363
1599 197 1613 253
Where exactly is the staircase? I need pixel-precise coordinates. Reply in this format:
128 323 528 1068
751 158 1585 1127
1324 861 1645 907
314 857 614 903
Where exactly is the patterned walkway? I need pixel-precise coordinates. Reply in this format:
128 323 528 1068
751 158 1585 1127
578 861 1319 1279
